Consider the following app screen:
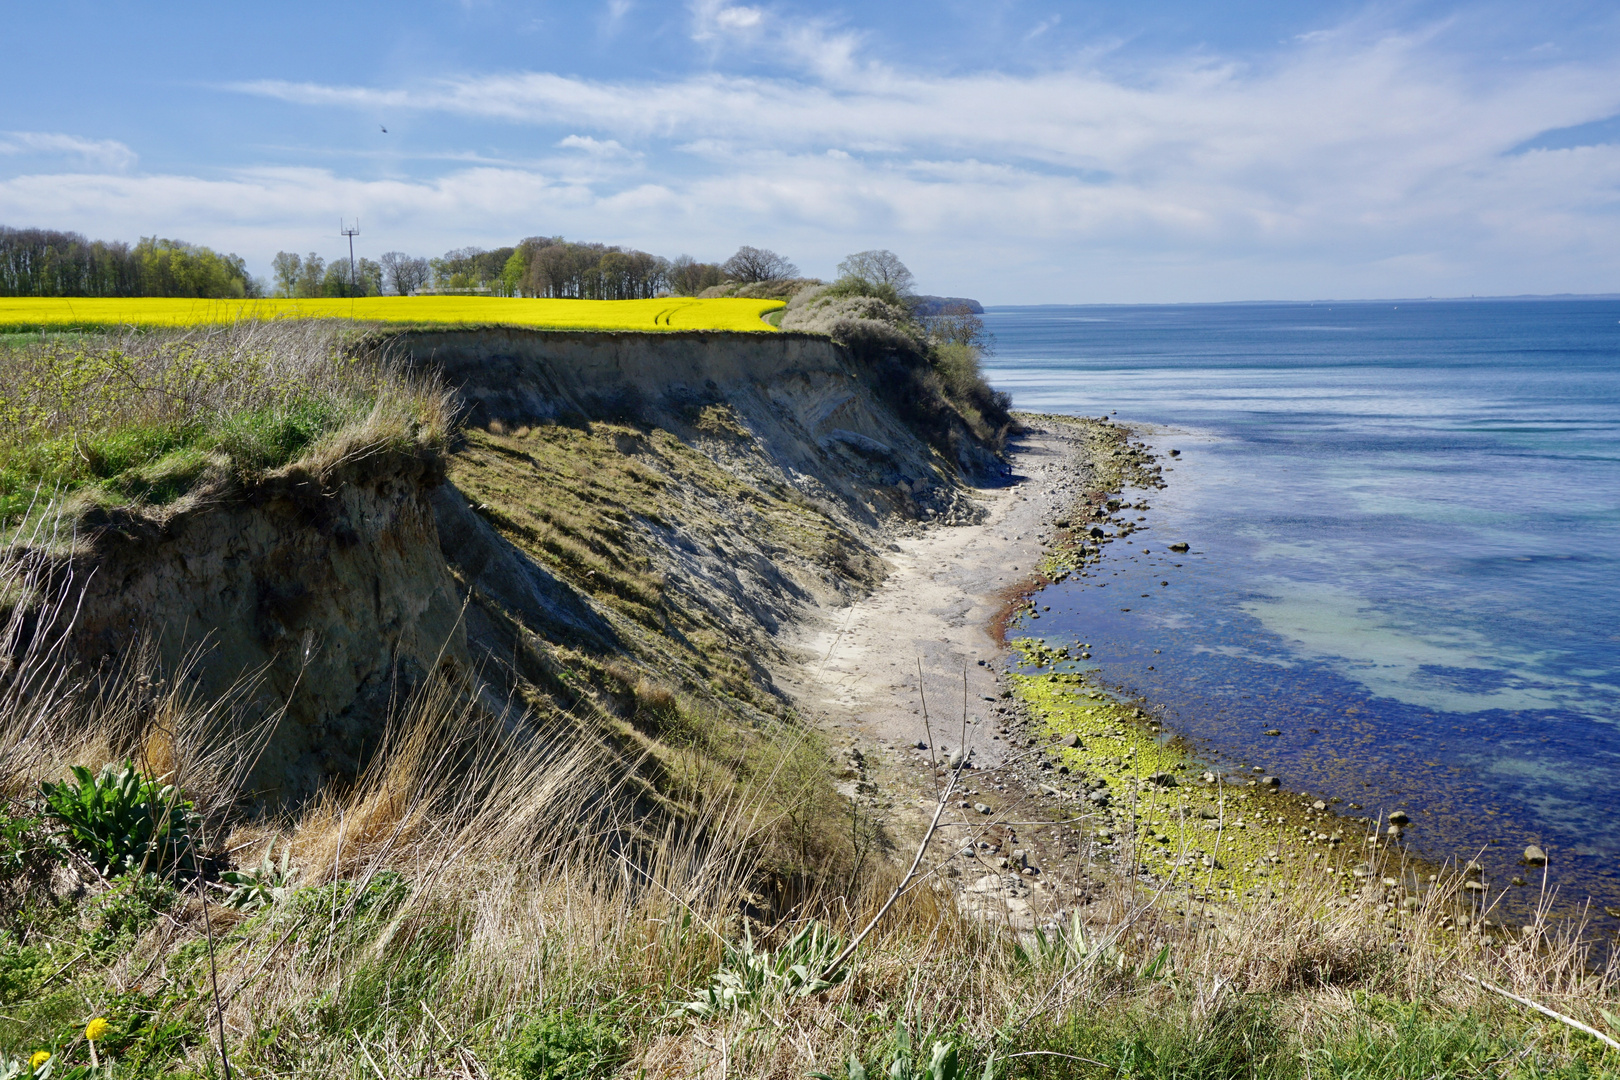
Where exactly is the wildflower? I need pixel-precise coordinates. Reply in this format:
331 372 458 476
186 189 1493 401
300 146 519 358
30 1050 51 1069
85 1017 110 1042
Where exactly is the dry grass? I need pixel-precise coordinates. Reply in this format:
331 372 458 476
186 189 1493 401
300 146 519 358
3 615 1620 1078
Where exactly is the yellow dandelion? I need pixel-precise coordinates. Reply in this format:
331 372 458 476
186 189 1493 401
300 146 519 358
85 1017 110 1042
29 1050 51 1069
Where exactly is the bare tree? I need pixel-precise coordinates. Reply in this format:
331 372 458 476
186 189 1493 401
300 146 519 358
837 249 914 293
403 257 431 295
925 303 992 352
379 251 408 295
380 251 431 295
722 245 798 283
667 255 727 296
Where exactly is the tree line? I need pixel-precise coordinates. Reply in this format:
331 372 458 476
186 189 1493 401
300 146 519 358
0 226 261 298
1 221 809 301
270 239 801 298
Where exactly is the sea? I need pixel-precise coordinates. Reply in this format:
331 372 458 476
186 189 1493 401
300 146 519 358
981 299 1620 918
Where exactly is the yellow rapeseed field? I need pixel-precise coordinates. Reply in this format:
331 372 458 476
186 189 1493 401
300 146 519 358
0 296 785 333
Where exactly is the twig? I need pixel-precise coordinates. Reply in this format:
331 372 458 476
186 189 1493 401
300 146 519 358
198 888 234 1080
819 755 966 982
1462 974 1620 1052
356 1034 389 1080
999 1050 1110 1067
215 909 313 1011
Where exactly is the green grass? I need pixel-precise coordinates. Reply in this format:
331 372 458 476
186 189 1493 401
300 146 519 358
1001 993 1615 1079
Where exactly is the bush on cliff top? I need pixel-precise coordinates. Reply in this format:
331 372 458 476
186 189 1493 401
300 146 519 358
782 277 1012 456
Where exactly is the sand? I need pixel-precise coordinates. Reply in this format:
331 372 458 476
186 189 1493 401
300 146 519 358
776 425 1080 770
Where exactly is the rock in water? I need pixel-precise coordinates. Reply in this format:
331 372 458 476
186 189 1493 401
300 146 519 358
1523 845 1548 866
1169 542 1190 552
1388 811 1411 826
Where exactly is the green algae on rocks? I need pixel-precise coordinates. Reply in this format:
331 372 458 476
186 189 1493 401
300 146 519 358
1006 639 1433 916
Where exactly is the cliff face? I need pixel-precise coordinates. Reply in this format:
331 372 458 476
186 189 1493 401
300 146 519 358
38 329 1003 800
389 327 1000 498
60 449 468 802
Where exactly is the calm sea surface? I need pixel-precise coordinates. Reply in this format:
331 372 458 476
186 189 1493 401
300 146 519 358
982 300 1620 913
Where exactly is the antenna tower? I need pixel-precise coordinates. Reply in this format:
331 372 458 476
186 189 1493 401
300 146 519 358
340 219 361 295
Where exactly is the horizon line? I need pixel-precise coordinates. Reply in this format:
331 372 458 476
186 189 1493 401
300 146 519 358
981 292 1620 308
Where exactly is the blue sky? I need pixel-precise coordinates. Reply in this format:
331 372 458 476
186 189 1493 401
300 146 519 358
3 1 1620 303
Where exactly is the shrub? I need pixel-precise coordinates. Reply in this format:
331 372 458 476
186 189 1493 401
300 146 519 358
39 761 196 877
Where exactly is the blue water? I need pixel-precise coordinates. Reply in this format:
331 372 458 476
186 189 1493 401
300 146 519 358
983 300 1620 911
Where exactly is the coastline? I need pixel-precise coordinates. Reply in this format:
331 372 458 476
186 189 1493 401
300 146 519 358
783 414 1545 945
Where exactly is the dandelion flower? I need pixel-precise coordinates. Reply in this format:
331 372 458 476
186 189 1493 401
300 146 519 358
30 1050 51 1069
85 1017 110 1042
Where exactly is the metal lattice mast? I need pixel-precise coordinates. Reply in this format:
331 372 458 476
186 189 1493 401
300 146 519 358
340 219 360 295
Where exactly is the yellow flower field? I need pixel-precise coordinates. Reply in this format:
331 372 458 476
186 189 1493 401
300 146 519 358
0 296 785 333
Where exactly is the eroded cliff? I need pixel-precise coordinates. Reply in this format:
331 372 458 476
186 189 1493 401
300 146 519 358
34 327 1005 802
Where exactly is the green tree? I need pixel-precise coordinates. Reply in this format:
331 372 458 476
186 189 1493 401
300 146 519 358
356 257 383 296
271 251 302 297
296 253 326 298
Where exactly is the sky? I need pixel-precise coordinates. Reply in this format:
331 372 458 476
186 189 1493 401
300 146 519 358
3 1 1620 304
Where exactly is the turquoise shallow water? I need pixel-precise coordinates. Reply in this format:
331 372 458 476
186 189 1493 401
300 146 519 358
983 300 1620 912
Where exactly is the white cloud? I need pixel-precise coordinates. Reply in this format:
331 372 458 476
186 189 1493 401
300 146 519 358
556 134 635 157
690 0 760 42
1025 15 1060 41
13 18 1620 301
0 131 136 170
714 6 761 31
